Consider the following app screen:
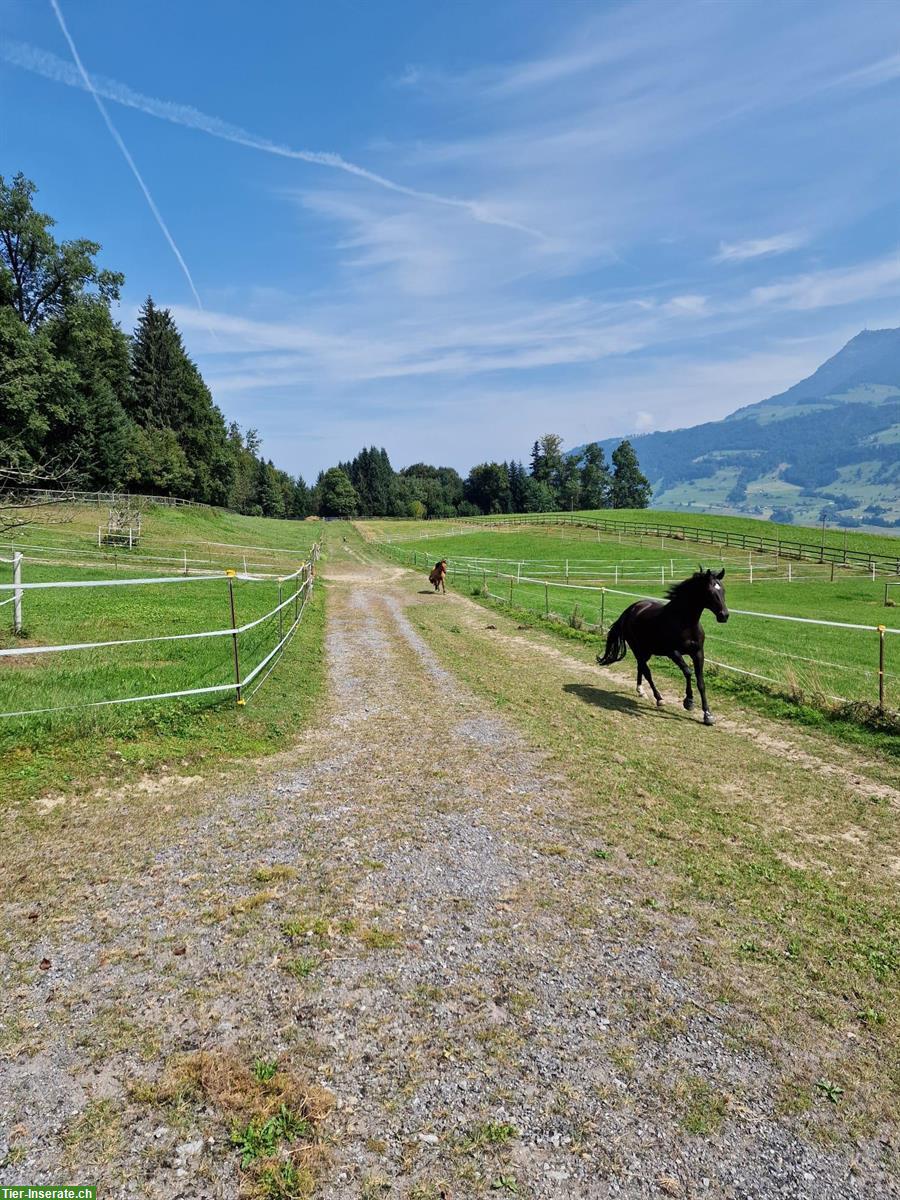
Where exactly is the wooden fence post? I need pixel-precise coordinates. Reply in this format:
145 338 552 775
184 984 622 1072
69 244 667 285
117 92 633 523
877 626 886 710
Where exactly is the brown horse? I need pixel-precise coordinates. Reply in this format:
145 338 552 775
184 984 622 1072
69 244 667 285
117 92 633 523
428 559 448 593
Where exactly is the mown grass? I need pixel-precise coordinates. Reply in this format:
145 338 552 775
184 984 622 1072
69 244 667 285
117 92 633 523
403 584 900 1139
0 511 326 806
368 525 900 712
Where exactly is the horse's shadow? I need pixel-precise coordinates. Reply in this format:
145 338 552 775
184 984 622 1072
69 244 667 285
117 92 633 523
563 682 681 719
417 589 439 595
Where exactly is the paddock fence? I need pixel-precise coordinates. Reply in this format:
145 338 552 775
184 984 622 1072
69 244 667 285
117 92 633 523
3 533 313 580
5 487 207 510
377 542 898 713
441 513 900 576
388 544 892 588
0 543 320 720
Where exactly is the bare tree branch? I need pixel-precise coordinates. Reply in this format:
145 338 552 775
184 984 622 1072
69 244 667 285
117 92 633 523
0 458 78 536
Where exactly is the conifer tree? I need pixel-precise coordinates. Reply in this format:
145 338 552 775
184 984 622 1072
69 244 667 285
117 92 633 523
610 439 652 508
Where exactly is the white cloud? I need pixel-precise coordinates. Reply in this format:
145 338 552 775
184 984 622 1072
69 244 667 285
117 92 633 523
714 233 807 263
665 294 708 314
836 52 900 90
749 253 900 311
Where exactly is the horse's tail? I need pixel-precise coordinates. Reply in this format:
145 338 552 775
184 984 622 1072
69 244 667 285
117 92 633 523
597 612 629 666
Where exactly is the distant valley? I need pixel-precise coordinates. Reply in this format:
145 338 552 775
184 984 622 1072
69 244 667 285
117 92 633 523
589 328 900 529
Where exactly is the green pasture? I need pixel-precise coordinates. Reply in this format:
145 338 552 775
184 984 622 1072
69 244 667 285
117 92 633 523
370 524 900 712
575 508 900 557
0 506 325 805
4 501 320 574
358 506 900 561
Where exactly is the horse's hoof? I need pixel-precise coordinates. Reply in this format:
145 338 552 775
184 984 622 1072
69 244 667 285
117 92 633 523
656 698 664 707
703 711 715 726
683 698 694 711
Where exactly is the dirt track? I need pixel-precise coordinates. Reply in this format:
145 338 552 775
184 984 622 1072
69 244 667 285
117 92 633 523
1 546 897 1198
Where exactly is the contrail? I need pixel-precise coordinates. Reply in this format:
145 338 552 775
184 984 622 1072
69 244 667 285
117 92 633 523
3 36 544 241
46 2 206 313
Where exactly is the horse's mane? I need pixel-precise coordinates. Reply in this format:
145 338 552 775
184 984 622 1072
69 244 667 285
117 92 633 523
665 571 706 603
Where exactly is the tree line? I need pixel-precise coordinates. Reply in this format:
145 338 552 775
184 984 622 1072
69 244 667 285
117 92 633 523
0 173 309 518
313 433 650 518
1 172 652 521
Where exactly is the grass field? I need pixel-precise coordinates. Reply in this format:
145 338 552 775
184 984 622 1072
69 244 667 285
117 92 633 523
2 500 319 574
358 517 900 716
574 507 900 559
363 507 900 561
0 504 326 805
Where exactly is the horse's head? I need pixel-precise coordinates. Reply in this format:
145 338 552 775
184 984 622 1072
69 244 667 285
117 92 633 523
699 566 729 622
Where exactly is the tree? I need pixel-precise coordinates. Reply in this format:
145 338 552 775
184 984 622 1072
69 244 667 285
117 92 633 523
253 459 286 518
127 426 193 497
349 446 395 516
129 297 234 505
464 462 511 514
288 476 311 520
610 440 652 509
0 306 76 469
580 443 613 509
518 475 556 512
529 440 547 483
556 454 582 511
45 299 134 489
0 173 122 329
318 467 358 518
399 464 465 516
531 434 564 486
770 507 794 525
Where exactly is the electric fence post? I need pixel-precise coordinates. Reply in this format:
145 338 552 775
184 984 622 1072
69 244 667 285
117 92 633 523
225 570 244 706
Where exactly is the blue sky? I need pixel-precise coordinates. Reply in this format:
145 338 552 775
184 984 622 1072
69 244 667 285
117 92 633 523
3 0 900 481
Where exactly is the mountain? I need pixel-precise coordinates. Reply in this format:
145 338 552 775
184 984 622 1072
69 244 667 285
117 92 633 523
590 328 900 528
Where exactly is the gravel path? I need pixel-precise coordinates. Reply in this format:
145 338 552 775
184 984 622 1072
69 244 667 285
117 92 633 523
0 553 895 1198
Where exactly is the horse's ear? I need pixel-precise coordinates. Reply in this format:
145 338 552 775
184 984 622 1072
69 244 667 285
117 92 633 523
698 562 704 573
716 567 725 580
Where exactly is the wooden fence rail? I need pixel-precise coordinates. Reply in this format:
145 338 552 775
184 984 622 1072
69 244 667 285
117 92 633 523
452 513 900 575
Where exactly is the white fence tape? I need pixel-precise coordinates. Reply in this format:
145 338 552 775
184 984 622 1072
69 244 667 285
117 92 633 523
0 576 311 659
0 572 221 591
0 680 237 720
0 545 320 718
488 573 900 636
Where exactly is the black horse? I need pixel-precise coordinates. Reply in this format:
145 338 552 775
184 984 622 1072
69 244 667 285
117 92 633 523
597 568 729 725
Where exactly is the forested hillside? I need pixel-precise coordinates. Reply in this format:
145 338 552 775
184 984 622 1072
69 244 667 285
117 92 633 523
587 329 900 529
